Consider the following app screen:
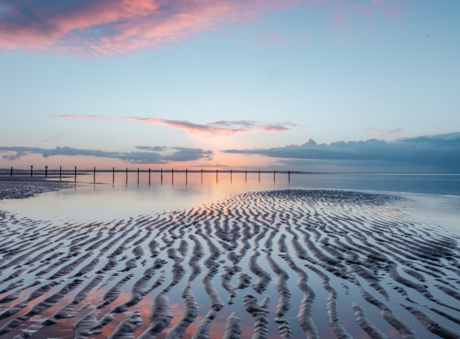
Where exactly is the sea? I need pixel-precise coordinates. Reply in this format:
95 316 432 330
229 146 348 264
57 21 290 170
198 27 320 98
1 172 459 226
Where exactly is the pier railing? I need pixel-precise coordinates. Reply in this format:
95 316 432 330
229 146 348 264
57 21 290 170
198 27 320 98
0 167 303 182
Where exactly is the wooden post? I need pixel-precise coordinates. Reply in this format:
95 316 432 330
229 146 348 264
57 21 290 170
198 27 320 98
216 169 218 183
201 169 203 183
245 170 247 181
258 170 260 181
31 166 33 177
137 168 139 185
161 168 163 185
231 169 232 182
94 167 96 182
113 167 115 183
45 167 48 177
60 166 62 178
274 170 276 182
126 168 128 184
288 171 290 182
186 169 188 185
75 166 77 179
10 167 12 177
172 169 174 184
149 168 151 185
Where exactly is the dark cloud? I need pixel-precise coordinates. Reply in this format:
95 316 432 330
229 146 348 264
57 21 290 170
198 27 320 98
222 132 460 171
135 146 167 152
164 147 213 162
1 151 28 161
0 146 213 164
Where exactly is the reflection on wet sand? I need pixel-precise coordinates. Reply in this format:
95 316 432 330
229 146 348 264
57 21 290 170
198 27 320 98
0 189 459 339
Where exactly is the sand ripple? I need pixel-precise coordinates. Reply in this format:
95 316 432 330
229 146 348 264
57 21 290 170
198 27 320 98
0 189 459 338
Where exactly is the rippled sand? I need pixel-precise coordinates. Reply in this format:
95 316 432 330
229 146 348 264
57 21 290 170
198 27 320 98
0 179 73 200
0 189 459 339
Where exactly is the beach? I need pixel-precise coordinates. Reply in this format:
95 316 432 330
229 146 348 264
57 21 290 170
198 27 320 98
0 179 460 339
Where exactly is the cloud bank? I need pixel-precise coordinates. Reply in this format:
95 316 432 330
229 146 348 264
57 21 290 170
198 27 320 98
49 115 296 137
0 146 212 164
0 0 409 56
222 132 460 171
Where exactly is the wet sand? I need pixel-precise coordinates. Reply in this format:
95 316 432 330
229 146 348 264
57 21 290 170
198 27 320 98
0 186 460 339
0 178 74 200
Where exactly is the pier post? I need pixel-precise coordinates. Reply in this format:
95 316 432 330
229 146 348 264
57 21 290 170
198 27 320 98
75 166 77 180
201 169 203 183
258 170 260 181
126 168 128 185
231 169 232 182
31 166 33 177
288 170 290 182
60 166 62 178
137 168 139 185
113 167 115 183
274 170 276 182
161 168 163 185
94 167 96 182
10 167 12 177
149 169 151 185
45 167 48 177
245 170 247 181
186 169 188 185
172 169 174 184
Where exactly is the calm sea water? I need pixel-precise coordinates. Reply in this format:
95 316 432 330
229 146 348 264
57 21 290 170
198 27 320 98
1 173 460 225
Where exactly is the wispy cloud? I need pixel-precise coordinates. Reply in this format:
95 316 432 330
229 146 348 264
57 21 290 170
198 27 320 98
222 132 460 171
49 115 297 137
0 146 213 164
0 0 410 56
43 134 66 142
361 127 403 137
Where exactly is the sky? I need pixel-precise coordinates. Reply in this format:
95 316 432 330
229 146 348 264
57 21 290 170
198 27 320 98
0 0 459 172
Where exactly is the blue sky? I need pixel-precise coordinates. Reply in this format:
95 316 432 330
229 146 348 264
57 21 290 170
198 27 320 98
0 0 459 172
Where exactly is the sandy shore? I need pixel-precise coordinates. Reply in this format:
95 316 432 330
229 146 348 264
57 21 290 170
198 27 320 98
0 189 459 339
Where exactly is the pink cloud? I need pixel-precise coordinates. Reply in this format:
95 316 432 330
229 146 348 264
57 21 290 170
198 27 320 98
49 115 297 137
361 127 403 137
0 0 410 56
373 0 409 18
0 0 301 56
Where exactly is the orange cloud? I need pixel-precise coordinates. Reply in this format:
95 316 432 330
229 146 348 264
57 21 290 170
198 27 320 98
49 115 297 138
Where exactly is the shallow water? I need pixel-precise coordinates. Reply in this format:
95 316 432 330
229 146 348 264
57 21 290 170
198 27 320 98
1 172 460 222
0 174 460 339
